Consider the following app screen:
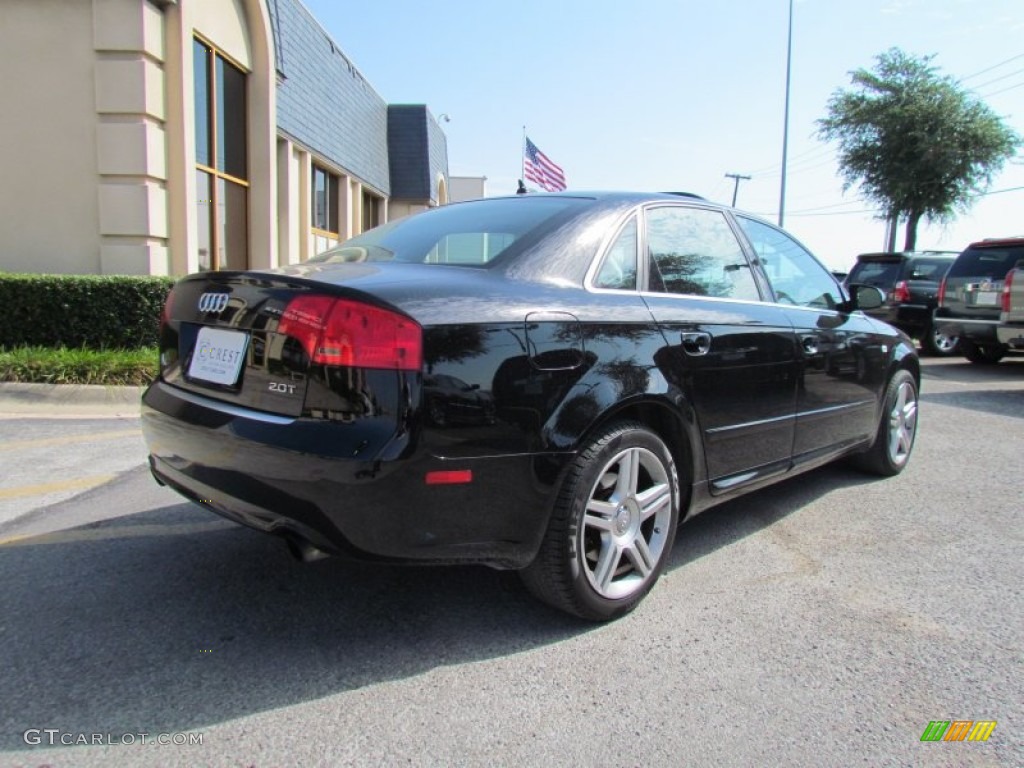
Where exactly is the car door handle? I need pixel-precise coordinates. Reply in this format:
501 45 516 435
680 331 711 356
801 334 820 355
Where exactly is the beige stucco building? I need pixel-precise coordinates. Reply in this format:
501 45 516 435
0 0 449 277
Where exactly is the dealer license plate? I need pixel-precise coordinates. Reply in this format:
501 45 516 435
973 291 1000 306
188 327 249 386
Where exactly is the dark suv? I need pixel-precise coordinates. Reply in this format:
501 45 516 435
845 251 959 355
934 237 1024 364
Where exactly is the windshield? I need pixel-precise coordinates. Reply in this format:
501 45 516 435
310 196 587 267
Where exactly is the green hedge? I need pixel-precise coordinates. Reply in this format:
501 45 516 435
0 274 175 349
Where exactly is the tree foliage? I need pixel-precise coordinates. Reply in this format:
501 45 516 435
817 48 1020 249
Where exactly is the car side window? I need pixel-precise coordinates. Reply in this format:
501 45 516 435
644 206 759 300
594 217 638 290
737 216 842 309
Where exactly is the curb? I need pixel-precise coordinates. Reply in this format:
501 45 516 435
0 383 145 418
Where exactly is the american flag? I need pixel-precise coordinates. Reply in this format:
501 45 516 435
523 137 566 192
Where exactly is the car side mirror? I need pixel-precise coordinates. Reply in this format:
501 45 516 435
835 283 884 313
854 284 885 310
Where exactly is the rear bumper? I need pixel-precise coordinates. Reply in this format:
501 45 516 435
996 323 1024 349
931 313 1000 344
141 380 564 569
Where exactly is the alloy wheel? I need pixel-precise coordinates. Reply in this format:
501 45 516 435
887 379 918 467
929 327 959 355
579 446 673 600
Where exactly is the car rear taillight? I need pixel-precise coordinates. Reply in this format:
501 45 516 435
937 276 947 306
1003 269 1015 313
277 295 422 371
892 280 910 303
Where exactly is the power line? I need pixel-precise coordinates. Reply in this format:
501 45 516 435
747 144 834 176
959 52 1024 82
980 80 1024 99
975 184 1024 197
784 186 859 204
757 154 838 180
788 207 880 217
783 198 869 214
707 177 732 205
970 66 1024 92
754 185 1024 220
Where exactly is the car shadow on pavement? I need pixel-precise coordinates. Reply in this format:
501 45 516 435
0 462 878 748
921 356 1024 384
667 462 878 572
919 387 1024 420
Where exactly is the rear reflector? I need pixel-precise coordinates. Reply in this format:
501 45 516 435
278 295 422 371
425 470 473 486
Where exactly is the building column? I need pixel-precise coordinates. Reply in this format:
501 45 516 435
297 148 312 263
92 0 170 275
349 179 363 237
337 173 352 242
277 137 304 265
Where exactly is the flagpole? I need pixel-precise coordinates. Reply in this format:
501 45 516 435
521 126 527 187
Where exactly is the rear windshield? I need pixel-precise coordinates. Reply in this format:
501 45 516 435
310 197 587 267
947 246 1024 279
848 260 899 287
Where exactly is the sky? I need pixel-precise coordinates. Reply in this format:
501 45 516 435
299 0 1024 271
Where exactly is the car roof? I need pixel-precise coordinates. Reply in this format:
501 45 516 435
489 189 781 226
488 190 715 205
854 250 958 261
967 237 1024 249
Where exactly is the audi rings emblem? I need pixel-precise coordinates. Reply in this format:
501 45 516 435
198 292 230 314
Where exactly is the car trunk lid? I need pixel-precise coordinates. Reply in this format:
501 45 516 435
158 272 422 421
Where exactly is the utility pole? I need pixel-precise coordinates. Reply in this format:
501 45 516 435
779 0 794 227
725 173 752 207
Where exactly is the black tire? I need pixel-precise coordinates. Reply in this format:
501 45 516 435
520 421 681 621
921 323 960 356
961 340 1006 365
853 369 918 477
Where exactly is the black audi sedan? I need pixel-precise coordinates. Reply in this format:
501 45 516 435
141 192 920 621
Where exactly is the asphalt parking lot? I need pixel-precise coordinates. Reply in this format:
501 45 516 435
0 356 1021 767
